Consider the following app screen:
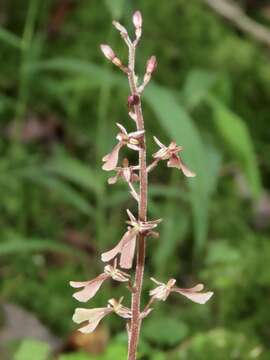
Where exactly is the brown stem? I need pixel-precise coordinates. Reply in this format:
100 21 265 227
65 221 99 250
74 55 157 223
127 44 148 360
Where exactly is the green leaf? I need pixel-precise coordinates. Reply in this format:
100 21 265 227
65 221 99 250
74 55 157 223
206 95 261 197
145 84 221 252
104 0 125 19
143 316 189 346
0 26 22 49
26 173 95 216
0 238 83 257
44 154 103 195
14 340 50 360
59 352 95 360
182 69 217 109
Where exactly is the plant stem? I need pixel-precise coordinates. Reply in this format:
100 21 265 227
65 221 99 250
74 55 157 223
127 43 148 360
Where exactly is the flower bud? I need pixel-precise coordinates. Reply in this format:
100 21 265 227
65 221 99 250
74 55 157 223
100 44 115 61
128 94 140 108
133 11 142 29
146 56 157 74
112 21 128 37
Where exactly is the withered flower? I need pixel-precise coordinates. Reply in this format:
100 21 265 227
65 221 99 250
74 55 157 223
102 123 144 171
70 262 130 302
150 278 213 304
152 136 196 177
102 210 161 269
72 297 131 333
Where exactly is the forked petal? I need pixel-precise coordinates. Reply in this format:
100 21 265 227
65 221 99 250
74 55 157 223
101 238 124 263
73 307 112 333
71 274 108 302
102 142 122 171
72 307 110 324
101 227 137 263
120 235 136 269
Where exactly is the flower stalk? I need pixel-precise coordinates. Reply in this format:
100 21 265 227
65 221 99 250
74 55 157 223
70 11 213 360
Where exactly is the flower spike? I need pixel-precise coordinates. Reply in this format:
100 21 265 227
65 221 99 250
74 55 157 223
152 137 196 177
150 278 213 304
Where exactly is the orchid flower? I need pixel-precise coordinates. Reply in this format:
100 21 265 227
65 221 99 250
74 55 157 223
101 209 161 269
152 137 196 177
72 297 131 333
70 262 130 302
108 158 139 185
150 278 213 304
102 123 144 171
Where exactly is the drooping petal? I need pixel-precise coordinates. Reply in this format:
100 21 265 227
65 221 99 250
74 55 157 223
101 236 125 263
173 285 213 304
101 227 137 263
168 154 196 177
72 307 112 333
70 273 109 302
120 235 136 269
102 142 123 171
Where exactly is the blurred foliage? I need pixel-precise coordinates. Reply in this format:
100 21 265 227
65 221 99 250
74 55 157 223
1 0 270 358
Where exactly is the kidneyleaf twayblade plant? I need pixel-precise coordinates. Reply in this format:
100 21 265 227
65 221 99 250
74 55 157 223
70 11 213 360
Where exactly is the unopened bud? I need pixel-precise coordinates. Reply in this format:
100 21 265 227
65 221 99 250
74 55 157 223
100 44 115 61
133 11 142 29
146 56 157 74
112 21 128 37
128 94 140 108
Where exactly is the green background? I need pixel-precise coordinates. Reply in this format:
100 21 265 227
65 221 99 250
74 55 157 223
1 0 270 359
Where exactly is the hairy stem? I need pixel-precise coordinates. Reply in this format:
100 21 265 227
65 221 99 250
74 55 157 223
127 44 148 360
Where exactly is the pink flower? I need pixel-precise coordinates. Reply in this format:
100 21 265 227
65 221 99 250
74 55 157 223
152 137 196 177
108 158 139 185
72 297 131 334
102 123 144 171
150 278 213 304
70 263 130 302
102 210 161 269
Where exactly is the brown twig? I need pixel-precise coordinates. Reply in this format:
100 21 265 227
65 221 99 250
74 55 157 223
202 0 270 48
